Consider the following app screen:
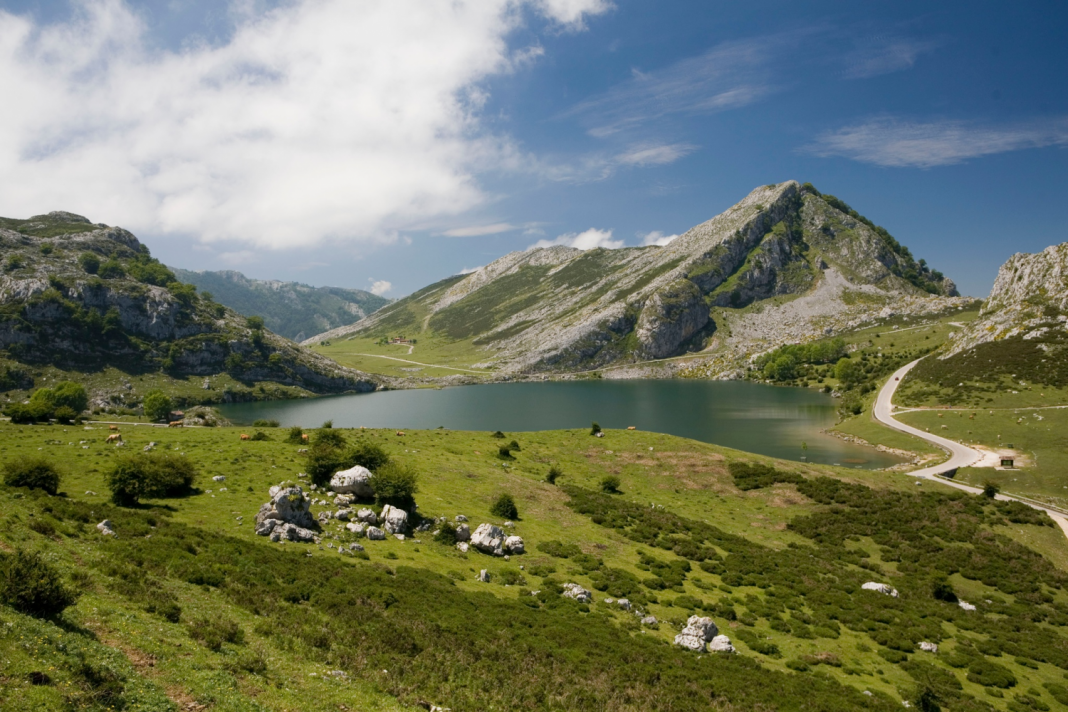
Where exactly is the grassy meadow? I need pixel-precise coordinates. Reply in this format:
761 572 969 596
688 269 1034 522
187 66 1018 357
2 419 1068 711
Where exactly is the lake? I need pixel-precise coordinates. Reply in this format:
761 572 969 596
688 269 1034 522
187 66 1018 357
218 380 902 469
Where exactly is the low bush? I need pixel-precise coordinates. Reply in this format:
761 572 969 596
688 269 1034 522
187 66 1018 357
369 462 418 509
105 452 198 506
590 422 601 435
537 540 582 559
600 475 621 494
53 406 77 424
497 444 514 460
312 428 346 448
728 461 804 491
3 456 62 494
546 466 562 485
347 440 391 472
983 481 1000 498
285 426 305 444
78 252 100 274
966 659 1016 688
249 431 270 441
490 493 518 520
492 430 505 439
507 439 521 451
0 550 78 617
252 419 279 427
188 617 244 651
434 522 458 545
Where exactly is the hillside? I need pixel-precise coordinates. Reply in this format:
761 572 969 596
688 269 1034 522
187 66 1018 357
0 212 380 404
172 268 390 341
3 422 1068 711
308 182 967 376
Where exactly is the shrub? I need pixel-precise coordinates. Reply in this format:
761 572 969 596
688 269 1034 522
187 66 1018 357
246 316 265 330
590 422 602 435
313 428 346 448
497 445 514 460
105 452 198 506
498 569 526 586
29 387 57 418
546 466 562 485
931 577 958 603
53 406 77 424
5 402 38 423
305 442 347 486
538 540 581 558
492 431 505 439
142 390 172 422
982 481 1000 498
98 259 125 279
369 462 418 509
0 550 77 617
3 457 62 494
490 493 519 520
600 475 621 494
78 252 101 273
249 431 270 441
966 659 1016 688
285 426 305 444
434 522 458 545
188 617 244 651
253 419 279 428
346 440 391 472
52 381 88 413
508 440 521 451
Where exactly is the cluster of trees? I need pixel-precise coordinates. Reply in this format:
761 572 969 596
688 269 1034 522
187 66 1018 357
304 427 417 508
757 338 847 381
4 381 88 424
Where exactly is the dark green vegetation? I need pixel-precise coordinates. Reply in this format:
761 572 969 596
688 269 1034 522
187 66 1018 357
0 211 378 409
2 456 62 495
172 268 390 341
0 550 78 618
104 452 198 506
489 492 519 519
3 380 88 424
3 421 1066 711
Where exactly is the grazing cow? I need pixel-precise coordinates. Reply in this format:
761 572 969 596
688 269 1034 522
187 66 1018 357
301 433 309 442
627 426 636 430
396 431 405 436
108 425 119 431
240 433 250 441
168 421 184 428
105 433 122 444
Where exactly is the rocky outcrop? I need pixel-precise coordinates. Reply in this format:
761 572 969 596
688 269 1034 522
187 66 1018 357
708 635 735 653
635 279 709 359
96 519 116 536
254 483 318 542
469 523 523 556
674 616 719 651
380 505 409 535
861 582 899 598
330 466 374 497
561 583 592 603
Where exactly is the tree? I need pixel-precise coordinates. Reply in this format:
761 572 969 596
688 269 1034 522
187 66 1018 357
142 390 173 422
52 381 88 414
490 493 518 520
29 388 57 419
369 462 418 509
982 481 1000 499
0 551 77 618
3 457 61 495
834 357 859 386
105 452 198 506
53 406 77 425
347 440 391 472
78 252 100 274
246 316 265 330
590 422 602 436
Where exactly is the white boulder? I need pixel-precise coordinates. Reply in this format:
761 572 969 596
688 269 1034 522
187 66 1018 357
503 535 525 555
616 598 632 611
861 582 899 598
918 642 938 653
958 600 976 612
478 569 491 583
455 542 469 553
641 616 658 626
471 523 506 556
381 505 409 534
256 483 316 532
455 514 468 522
263 521 317 542
674 616 719 651
345 522 366 535
212 475 226 482
455 523 471 542
96 520 116 536
708 635 735 653
561 583 592 604
330 465 374 497
357 508 378 524
366 526 386 540
335 508 353 521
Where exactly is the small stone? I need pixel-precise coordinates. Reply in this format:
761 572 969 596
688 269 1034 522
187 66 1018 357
477 569 490 583
958 600 977 612
918 642 938 653
641 616 658 626
455 542 469 553
708 634 735 653
212 475 226 482
455 514 468 522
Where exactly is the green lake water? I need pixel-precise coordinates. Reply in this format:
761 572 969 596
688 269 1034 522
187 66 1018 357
218 380 902 469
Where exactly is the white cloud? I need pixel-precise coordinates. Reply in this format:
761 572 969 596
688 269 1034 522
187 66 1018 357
0 0 608 249
843 37 939 79
443 222 517 237
368 279 393 296
804 117 1068 168
615 143 695 166
529 227 621 250
458 265 483 274
640 231 678 247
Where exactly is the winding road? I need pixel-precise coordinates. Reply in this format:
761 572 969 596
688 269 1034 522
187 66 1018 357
874 359 1068 539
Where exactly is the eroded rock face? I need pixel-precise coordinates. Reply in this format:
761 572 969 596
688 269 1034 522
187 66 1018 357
381 505 409 535
255 483 316 534
635 279 709 359
263 521 316 542
330 466 374 497
674 616 719 651
861 582 899 598
455 523 471 542
470 523 506 556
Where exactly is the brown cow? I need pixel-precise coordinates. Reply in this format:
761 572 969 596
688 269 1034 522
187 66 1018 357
168 421 184 428
396 431 405 436
105 433 123 444
108 425 119 431
240 433 250 441
301 433 309 442
627 426 636 430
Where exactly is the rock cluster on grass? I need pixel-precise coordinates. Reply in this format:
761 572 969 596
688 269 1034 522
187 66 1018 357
255 483 318 542
357 508 378 524
674 616 719 651
561 583 592 603
455 523 470 541
329 465 374 497
469 523 524 557
861 582 899 598
96 519 116 537
367 526 386 540
958 600 977 612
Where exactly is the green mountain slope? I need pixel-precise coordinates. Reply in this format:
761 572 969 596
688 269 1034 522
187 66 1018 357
172 268 391 341
309 182 965 376
0 211 379 401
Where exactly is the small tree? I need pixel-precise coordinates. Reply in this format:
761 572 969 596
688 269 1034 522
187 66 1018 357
312 428 346 449
982 481 1000 499
508 440 521 451
491 431 506 439
246 316 265 330
497 444 514 460
347 440 391 472
369 462 419 509
306 442 348 487
590 422 602 436
490 493 518 520
3 457 62 495
78 252 100 274
0 551 77 618
546 466 562 485
29 388 57 420
434 522 458 545
285 426 305 444
600 475 621 494
142 390 173 422
105 452 197 506
53 406 77 425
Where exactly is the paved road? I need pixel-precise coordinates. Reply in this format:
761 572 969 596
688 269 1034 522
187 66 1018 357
874 359 1068 539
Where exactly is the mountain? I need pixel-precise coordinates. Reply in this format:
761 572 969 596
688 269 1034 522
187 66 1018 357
0 211 379 396
171 268 390 341
902 242 1068 402
308 181 964 374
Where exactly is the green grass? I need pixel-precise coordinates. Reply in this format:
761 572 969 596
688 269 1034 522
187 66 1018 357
2 421 1067 710
313 334 494 377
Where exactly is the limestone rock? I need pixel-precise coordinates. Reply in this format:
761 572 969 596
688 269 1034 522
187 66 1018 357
503 535 525 555
455 523 470 542
636 279 709 359
616 598 631 611
478 569 490 583
335 508 353 521
455 542 469 553
265 521 317 542
674 616 719 651
470 523 506 556
212 475 226 482
708 635 735 653
918 642 938 653
861 582 899 598
455 514 468 522
641 616 658 626
329 465 374 497
366 526 386 540
380 504 409 534
561 583 592 603
334 494 355 506
255 483 316 532
345 522 366 535
96 519 116 536
357 508 378 524
958 600 977 612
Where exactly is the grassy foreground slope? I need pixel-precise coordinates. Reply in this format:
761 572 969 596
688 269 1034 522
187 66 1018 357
2 424 1068 711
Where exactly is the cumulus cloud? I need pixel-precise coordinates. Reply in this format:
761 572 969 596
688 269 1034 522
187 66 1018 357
529 227 621 250
640 231 678 247
368 279 393 296
442 223 517 237
0 0 608 249
804 117 1068 167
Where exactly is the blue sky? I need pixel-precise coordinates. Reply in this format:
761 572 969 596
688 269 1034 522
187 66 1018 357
1 1 1065 298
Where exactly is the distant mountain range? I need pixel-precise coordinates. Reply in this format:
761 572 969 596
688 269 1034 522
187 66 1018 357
0 211 379 396
172 268 390 341
309 181 966 375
